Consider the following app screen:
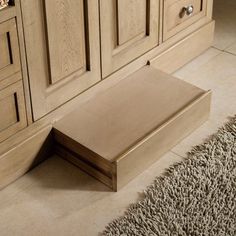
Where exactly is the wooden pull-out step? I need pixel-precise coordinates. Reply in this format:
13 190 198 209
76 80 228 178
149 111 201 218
53 66 211 191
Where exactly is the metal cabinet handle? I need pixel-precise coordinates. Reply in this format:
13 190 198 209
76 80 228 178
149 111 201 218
179 5 194 18
0 0 9 10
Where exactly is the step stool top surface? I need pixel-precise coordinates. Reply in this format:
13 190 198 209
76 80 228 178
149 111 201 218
54 66 205 162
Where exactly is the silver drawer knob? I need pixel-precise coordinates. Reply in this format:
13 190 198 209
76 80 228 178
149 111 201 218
185 5 194 15
179 5 194 18
0 0 9 10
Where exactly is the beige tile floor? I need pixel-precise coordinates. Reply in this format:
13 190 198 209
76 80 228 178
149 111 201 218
0 0 236 235
213 0 236 51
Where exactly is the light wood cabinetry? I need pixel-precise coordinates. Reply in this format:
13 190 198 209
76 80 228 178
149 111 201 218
163 0 207 40
0 8 27 142
0 81 27 142
21 0 101 120
0 18 20 81
100 0 159 78
0 0 215 190
54 67 211 191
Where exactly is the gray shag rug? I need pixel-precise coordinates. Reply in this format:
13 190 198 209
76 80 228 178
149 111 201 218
104 116 236 236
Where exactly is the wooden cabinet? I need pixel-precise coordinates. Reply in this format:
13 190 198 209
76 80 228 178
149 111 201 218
21 0 101 120
0 18 20 83
0 0 215 190
163 0 207 40
0 81 27 142
0 14 27 142
100 0 159 77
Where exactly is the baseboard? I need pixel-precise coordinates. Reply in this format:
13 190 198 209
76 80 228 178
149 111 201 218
149 21 215 73
0 125 53 189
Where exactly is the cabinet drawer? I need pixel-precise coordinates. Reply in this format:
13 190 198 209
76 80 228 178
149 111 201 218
163 0 207 40
54 66 211 191
0 18 20 82
0 81 27 142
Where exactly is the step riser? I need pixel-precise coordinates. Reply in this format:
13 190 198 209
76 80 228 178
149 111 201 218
54 129 113 177
54 145 115 189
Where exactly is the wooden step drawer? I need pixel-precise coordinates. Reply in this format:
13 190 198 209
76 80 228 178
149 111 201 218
0 81 27 142
0 18 20 82
53 66 211 191
163 0 207 40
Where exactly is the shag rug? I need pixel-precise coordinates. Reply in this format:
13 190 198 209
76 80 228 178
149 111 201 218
104 116 236 236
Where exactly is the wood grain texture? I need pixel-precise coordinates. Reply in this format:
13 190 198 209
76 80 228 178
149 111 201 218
0 81 27 142
117 0 147 45
0 22 214 153
0 125 53 190
15 0 33 124
0 72 21 91
116 91 211 190
0 0 214 192
21 0 101 120
150 21 215 73
163 0 207 40
100 0 159 77
44 0 86 84
0 20 214 188
54 66 211 191
0 33 11 69
0 18 21 82
54 66 205 161
0 5 16 23
53 129 113 177
166 0 202 30
55 145 114 189
0 93 18 131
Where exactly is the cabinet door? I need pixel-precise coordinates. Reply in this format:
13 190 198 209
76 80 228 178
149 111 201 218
21 0 101 120
100 0 159 78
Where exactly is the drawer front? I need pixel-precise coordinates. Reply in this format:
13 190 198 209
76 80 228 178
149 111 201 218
0 81 27 142
163 0 207 40
0 18 20 82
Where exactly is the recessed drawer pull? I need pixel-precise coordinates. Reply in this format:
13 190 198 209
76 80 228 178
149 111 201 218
179 5 194 18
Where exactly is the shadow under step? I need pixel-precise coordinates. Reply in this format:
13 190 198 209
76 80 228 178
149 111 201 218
53 66 211 191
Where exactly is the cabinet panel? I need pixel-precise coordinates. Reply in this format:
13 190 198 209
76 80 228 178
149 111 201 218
21 0 101 120
163 0 207 40
0 81 27 142
44 0 87 84
100 0 159 77
0 34 10 69
0 18 21 82
117 0 147 45
0 93 18 131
